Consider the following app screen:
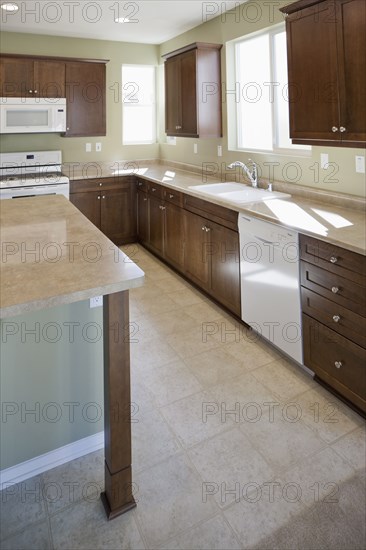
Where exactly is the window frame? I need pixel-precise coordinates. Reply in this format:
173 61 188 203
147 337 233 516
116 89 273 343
121 64 157 145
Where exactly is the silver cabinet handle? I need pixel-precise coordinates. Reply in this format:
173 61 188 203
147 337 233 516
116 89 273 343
66 127 70 131
102 195 105 199
34 90 38 94
205 227 211 232
97 196 101 200
152 187 156 192
169 194 174 199
202 226 206 231
143 197 147 202
340 127 346 132
161 206 166 210
334 361 342 369
99 183 103 186
332 315 341 323
331 286 339 294
332 126 338 132
29 90 33 93
175 125 182 130
138 182 142 186
330 256 338 264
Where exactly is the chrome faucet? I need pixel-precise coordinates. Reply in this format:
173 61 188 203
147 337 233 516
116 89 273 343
228 159 258 188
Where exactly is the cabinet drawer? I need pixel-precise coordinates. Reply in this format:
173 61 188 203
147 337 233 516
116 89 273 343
301 261 366 317
70 176 135 193
301 287 366 348
303 314 366 413
163 188 183 206
148 182 164 198
136 179 148 192
184 194 238 231
300 234 366 282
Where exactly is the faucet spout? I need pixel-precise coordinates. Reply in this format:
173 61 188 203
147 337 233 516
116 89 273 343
228 159 258 188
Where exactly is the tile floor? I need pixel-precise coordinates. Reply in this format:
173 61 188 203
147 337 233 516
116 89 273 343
1 244 365 549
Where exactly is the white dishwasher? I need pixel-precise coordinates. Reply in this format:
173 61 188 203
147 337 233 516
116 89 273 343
238 214 303 364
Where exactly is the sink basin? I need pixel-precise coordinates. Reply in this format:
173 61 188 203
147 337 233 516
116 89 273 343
188 182 290 204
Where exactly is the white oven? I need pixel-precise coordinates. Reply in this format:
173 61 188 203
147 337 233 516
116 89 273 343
0 98 66 134
0 183 69 200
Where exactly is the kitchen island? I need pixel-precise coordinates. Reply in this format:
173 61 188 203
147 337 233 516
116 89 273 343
0 195 144 519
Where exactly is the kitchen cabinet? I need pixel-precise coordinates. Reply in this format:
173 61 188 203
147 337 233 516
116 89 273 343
136 185 149 245
0 56 65 97
163 42 222 138
70 177 137 245
65 61 106 137
300 234 366 413
280 0 366 147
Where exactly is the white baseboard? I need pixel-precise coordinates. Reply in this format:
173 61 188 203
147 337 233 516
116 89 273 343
0 431 104 487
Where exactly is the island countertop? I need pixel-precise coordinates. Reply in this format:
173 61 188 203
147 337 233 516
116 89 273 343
0 195 144 318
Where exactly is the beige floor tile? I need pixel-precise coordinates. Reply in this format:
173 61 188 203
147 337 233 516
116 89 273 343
0 521 51 550
251 359 314 402
131 335 180 371
166 287 204 307
278 446 356 507
331 426 366 471
131 376 157 414
135 454 218 548
160 391 233 448
160 514 241 550
224 481 306 549
132 407 180 473
50 499 144 549
140 359 202 407
135 293 180 316
42 450 104 515
128 315 160 343
0 475 46 541
165 326 221 359
223 340 278 370
188 428 275 509
184 347 247 387
150 310 200 337
291 385 364 444
182 302 226 324
154 276 190 292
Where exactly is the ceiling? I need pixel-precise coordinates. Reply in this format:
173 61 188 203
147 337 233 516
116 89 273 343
0 0 249 44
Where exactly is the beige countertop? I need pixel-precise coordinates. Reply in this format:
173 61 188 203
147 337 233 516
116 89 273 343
66 161 366 255
0 195 144 319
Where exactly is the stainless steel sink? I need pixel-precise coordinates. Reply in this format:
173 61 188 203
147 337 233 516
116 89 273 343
188 182 290 204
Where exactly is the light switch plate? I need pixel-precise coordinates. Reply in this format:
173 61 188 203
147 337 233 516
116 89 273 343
96 143 102 152
320 153 329 169
86 143 92 153
90 296 103 308
218 145 222 157
194 143 198 154
355 155 365 174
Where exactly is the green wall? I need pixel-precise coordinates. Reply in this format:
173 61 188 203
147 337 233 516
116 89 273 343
0 31 160 162
0 300 103 470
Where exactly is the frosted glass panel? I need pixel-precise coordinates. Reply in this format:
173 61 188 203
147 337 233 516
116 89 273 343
7 110 49 127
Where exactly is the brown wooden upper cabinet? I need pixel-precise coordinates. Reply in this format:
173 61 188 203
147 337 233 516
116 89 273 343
162 43 223 138
280 0 366 147
0 56 65 98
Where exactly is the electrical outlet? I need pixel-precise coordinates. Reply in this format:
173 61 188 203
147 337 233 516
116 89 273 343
320 153 329 169
194 143 198 154
218 145 222 157
96 143 102 152
86 143 92 153
355 155 365 174
90 296 103 308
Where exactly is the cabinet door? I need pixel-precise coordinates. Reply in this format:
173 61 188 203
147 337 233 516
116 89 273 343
180 50 198 137
137 190 149 244
70 191 101 229
184 210 210 290
101 185 137 245
34 60 65 98
149 195 165 256
65 62 106 137
286 1 340 141
165 56 181 134
210 222 241 316
337 0 366 142
164 202 184 271
0 57 33 96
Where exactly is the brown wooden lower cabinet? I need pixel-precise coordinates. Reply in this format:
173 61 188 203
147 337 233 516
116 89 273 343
70 190 101 229
164 202 184 271
137 189 149 244
149 195 165 256
303 314 366 414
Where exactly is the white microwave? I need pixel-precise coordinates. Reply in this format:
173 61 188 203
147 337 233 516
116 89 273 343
0 98 67 134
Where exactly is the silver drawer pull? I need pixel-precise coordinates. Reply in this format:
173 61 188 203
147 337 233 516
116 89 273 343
202 226 206 231
99 183 103 186
205 227 211 232
152 187 156 192
331 126 338 132
332 315 341 323
97 196 101 200
143 197 147 201
331 286 339 294
169 194 174 199
330 256 338 264
334 361 342 369
102 195 105 199
340 126 346 132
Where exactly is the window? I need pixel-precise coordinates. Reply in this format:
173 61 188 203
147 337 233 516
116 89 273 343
122 65 156 144
228 25 310 153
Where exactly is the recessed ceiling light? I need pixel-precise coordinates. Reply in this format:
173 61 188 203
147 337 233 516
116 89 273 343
0 2 19 12
115 17 130 23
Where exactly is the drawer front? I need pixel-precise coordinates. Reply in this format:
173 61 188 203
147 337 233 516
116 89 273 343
163 188 184 207
301 287 366 348
136 178 148 192
148 182 164 198
301 261 366 317
303 315 366 412
300 234 366 282
70 176 135 193
184 194 238 231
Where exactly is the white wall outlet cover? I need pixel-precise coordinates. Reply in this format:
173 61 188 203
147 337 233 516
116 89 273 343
90 296 103 308
355 155 365 174
166 136 176 145
194 143 198 154
86 143 92 152
96 143 102 152
320 153 329 169
218 145 222 157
